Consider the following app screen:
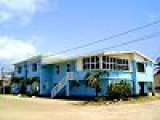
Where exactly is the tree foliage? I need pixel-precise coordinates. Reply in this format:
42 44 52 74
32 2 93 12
108 80 132 100
85 70 109 97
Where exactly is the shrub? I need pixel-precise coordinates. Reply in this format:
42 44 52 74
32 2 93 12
11 77 22 84
108 80 131 100
32 77 40 95
26 78 33 85
19 78 26 94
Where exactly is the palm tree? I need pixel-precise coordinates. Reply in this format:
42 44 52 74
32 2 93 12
85 70 109 97
155 57 160 74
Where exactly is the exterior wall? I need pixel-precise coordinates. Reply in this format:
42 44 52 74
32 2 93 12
14 63 26 78
68 53 154 96
131 54 154 95
40 65 53 95
13 60 41 94
52 60 76 84
26 60 40 78
69 70 133 96
70 79 110 96
14 60 41 78
13 52 154 97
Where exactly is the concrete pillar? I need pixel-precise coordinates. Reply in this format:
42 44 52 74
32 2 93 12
131 58 139 96
66 80 70 96
151 82 155 96
133 81 139 95
99 56 103 69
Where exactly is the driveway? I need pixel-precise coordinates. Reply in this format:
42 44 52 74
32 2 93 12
0 95 160 120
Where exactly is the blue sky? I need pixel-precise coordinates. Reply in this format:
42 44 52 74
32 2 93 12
0 0 160 65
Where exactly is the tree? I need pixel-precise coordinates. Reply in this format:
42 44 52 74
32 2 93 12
19 77 26 94
85 70 109 97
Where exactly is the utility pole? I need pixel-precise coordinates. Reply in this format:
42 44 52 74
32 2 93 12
1 67 5 94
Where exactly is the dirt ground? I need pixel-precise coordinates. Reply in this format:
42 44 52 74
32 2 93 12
0 95 160 120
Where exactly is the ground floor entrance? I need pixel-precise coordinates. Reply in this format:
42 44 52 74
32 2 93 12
139 82 146 96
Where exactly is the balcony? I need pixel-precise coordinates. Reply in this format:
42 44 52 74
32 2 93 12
66 70 132 81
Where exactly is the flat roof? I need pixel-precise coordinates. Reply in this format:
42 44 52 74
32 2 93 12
43 50 154 64
14 50 154 65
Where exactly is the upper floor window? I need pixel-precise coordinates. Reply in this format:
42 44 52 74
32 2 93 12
102 56 129 71
32 63 37 72
56 65 60 75
83 56 99 70
137 62 145 72
17 66 22 74
67 63 71 72
117 59 129 70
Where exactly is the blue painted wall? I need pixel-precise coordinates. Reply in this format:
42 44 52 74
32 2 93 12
13 53 154 97
40 65 53 95
14 60 40 78
52 60 76 84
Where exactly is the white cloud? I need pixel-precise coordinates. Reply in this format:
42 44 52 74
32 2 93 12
0 36 37 63
0 0 49 23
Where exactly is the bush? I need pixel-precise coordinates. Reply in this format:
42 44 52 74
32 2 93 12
32 77 40 96
26 78 33 85
108 80 131 100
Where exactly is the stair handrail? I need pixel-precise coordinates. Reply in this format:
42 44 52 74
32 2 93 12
51 76 67 98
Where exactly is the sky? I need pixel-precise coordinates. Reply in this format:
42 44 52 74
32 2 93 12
0 0 160 66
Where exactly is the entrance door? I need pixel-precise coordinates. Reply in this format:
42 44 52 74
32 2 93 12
139 82 145 96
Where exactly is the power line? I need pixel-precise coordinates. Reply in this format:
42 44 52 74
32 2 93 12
55 19 160 55
77 32 160 56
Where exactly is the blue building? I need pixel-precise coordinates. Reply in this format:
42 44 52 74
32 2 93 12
13 51 155 97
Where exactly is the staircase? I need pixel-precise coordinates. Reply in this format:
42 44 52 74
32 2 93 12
51 77 67 98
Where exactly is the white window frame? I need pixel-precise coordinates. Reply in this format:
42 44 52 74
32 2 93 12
102 56 129 71
83 56 100 70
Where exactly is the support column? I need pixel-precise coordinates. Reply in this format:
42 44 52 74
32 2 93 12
99 56 103 69
151 82 155 96
133 81 139 95
66 81 70 96
131 58 139 96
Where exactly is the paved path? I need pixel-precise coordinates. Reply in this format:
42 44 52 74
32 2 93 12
0 95 160 120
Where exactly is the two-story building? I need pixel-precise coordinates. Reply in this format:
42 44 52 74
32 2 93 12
13 51 155 97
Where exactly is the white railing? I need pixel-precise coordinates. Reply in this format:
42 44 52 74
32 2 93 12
66 72 74 80
51 77 67 98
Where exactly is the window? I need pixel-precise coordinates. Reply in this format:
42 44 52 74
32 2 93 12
56 65 60 75
83 56 100 70
102 56 129 71
17 66 22 74
137 62 145 72
117 59 129 70
67 63 71 72
32 63 37 72
102 56 110 69
83 58 90 69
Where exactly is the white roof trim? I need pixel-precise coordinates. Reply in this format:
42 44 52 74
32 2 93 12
14 51 154 65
